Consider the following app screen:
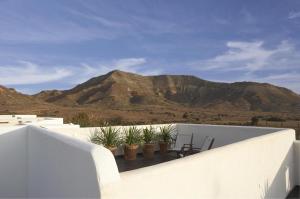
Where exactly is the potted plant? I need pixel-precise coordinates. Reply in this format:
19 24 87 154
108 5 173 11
158 125 174 155
142 126 156 159
123 126 142 160
90 125 121 156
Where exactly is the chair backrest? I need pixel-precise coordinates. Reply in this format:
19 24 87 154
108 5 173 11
200 136 215 152
197 136 209 149
173 133 193 149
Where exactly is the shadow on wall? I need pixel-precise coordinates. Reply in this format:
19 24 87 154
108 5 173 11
0 127 27 198
260 145 294 199
0 126 108 198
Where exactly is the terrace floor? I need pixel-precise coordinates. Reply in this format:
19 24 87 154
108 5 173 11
115 151 178 172
287 186 300 199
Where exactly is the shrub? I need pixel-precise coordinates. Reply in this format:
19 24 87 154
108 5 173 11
182 112 188 119
71 112 90 127
91 125 121 148
266 117 285 122
108 116 123 125
251 116 259 126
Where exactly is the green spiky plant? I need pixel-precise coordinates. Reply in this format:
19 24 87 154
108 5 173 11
158 124 174 143
124 126 142 146
142 126 156 144
142 126 157 159
158 124 175 155
123 126 142 160
91 125 121 148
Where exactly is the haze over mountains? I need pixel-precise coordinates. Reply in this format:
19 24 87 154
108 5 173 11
1 70 300 114
34 70 300 113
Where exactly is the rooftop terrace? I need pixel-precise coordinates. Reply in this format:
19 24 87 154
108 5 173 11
116 152 177 172
0 119 299 198
0 114 79 128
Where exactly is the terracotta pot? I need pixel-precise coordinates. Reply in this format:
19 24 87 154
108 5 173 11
124 144 139 160
107 146 117 156
143 143 155 159
159 142 169 155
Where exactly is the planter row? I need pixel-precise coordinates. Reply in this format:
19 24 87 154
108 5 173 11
109 142 169 160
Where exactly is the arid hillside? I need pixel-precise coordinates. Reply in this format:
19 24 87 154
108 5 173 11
0 86 56 114
0 70 299 129
34 70 300 112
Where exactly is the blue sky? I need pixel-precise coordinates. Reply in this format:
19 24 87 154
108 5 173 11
0 0 300 94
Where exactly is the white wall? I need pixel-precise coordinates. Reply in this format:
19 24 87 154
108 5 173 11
0 125 25 134
293 140 300 185
176 123 283 148
51 124 169 143
27 126 120 198
0 115 65 126
52 124 284 155
34 117 64 125
0 127 28 198
0 126 120 198
101 129 296 199
0 124 295 199
27 126 99 198
0 115 37 119
49 124 170 155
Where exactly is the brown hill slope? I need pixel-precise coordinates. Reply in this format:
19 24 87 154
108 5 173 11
0 86 37 105
0 85 58 114
34 70 300 112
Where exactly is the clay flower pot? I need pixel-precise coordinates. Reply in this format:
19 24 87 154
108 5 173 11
143 143 155 159
124 144 139 160
159 142 169 155
107 146 117 156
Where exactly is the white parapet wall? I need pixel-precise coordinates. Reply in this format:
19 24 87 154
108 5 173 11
0 123 297 198
50 123 297 198
31 117 64 125
176 123 285 148
101 128 296 199
293 140 300 186
0 127 28 197
51 123 287 155
27 126 120 198
0 115 37 120
0 115 66 126
0 125 120 198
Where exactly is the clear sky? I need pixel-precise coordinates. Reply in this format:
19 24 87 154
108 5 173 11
0 0 299 94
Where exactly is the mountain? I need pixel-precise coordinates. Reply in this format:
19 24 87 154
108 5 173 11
0 85 58 114
34 70 300 112
0 86 36 106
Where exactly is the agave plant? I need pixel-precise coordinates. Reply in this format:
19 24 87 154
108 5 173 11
142 126 156 144
142 126 157 159
159 124 174 143
124 126 142 146
91 125 121 148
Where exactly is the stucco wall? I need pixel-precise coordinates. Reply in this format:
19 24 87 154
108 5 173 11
27 126 101 198
176 123 283 148
51 124 284 155
0 124 296 199
0 126 120 198
293 140 300 185
0 127 28 198
101 129 296 199
49 124 168 143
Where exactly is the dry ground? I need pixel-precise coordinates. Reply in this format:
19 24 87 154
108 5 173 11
2 104 298 137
